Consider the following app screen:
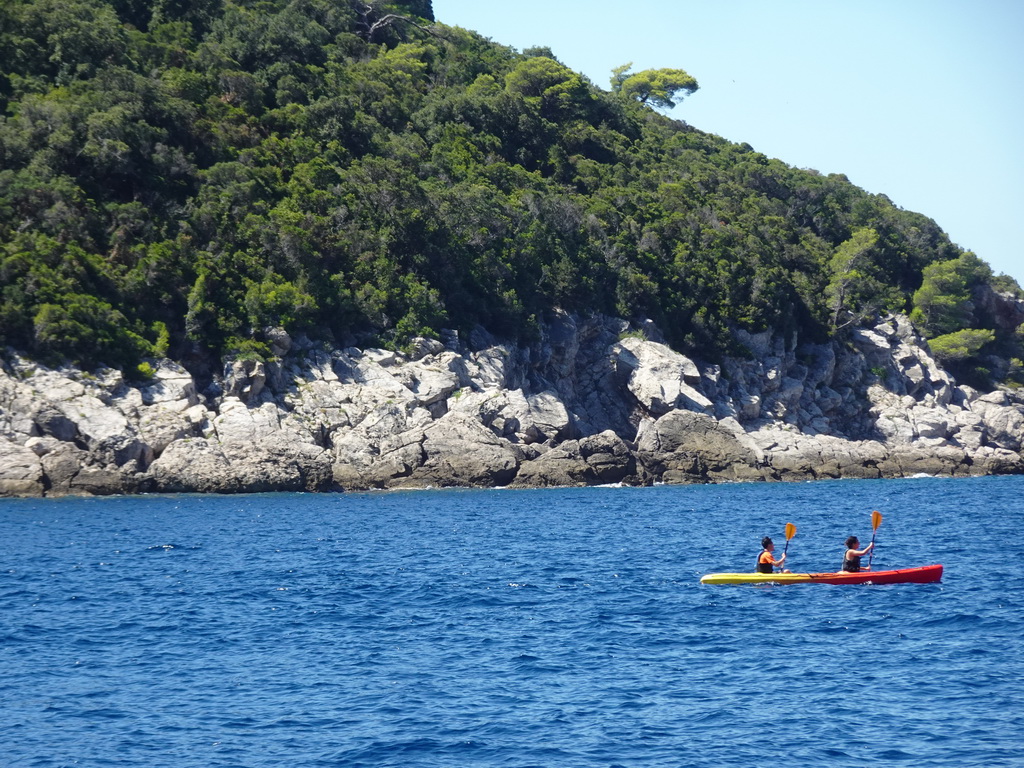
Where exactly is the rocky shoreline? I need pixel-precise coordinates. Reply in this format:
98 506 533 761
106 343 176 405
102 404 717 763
2 313 1023 497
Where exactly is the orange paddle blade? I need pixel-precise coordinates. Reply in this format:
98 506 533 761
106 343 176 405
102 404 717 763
872 510 883 530
785 522 797 540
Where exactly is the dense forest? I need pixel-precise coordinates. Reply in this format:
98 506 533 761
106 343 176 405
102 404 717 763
1 0 1021 387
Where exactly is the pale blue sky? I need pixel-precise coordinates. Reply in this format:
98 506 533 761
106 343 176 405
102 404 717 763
432 0 1024 287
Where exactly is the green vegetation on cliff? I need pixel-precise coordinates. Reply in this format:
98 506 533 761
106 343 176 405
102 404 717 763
1 0 1021 384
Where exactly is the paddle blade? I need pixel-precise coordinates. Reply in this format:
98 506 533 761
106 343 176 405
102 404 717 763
868 511 882 567
782 522 797 558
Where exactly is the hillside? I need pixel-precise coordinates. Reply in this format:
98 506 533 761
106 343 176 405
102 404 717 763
1 0 1022 390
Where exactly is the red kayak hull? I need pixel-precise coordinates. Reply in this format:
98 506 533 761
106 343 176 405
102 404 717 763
700 564 943 585
802 564 943 584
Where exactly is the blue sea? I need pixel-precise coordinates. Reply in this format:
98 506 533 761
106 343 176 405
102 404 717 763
2 476 1022 768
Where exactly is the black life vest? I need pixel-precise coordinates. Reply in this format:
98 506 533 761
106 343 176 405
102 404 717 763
756 551 774 573
842 553 861 572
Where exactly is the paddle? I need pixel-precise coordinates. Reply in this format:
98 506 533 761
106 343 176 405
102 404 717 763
867 510 883 569
782 522 797 562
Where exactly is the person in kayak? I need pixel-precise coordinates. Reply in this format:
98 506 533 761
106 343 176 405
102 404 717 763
841 536 874 572
756 536 789 573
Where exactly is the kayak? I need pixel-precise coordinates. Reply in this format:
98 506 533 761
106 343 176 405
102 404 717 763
700 564 943 585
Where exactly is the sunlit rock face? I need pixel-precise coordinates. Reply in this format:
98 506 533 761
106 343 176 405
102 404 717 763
2 313 1022 496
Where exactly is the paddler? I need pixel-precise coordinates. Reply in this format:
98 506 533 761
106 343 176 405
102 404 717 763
756 536 789 573
841 536 874 572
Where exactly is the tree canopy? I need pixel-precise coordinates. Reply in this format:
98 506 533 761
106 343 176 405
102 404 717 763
0 0 1020 388
611 63 699 109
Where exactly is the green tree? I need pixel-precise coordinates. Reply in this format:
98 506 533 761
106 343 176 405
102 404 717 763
505 56 592 120
244 276 318 331
610 64 698 108
33 295 152 368
0 0 1010 381
910 257 972 336
2 0 129 85
928 328 995 362
825 227 900 330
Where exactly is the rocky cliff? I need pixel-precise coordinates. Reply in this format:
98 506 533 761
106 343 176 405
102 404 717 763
2 313 1022 496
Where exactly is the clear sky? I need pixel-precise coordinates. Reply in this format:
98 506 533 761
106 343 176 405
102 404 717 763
431 0 1024 287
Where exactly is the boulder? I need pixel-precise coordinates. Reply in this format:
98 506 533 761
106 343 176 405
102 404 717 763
636 410 765 482
511 430 637 487
38 443 89 495
265 327 292 357
223 359 266 403
878 445 972 478
149 434 333 493
138 405 206 457
614 337 711 415
0 438 45 496
139 361 199 407
969 446 1024 475
510 440 594 487
333 424 427 489
148 438 239 493
211 398 284 443
330 400 433 488
406 336 445 361
579 430 639 484
752 429 887 481
909 406 951 441
468 345 515 390
971 398 1024 451
973 284 1024 330
396 412 521 488
391 354 461 407
70 464 147 496
490 389 571 444
31 405 79 442
56 390 130 444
